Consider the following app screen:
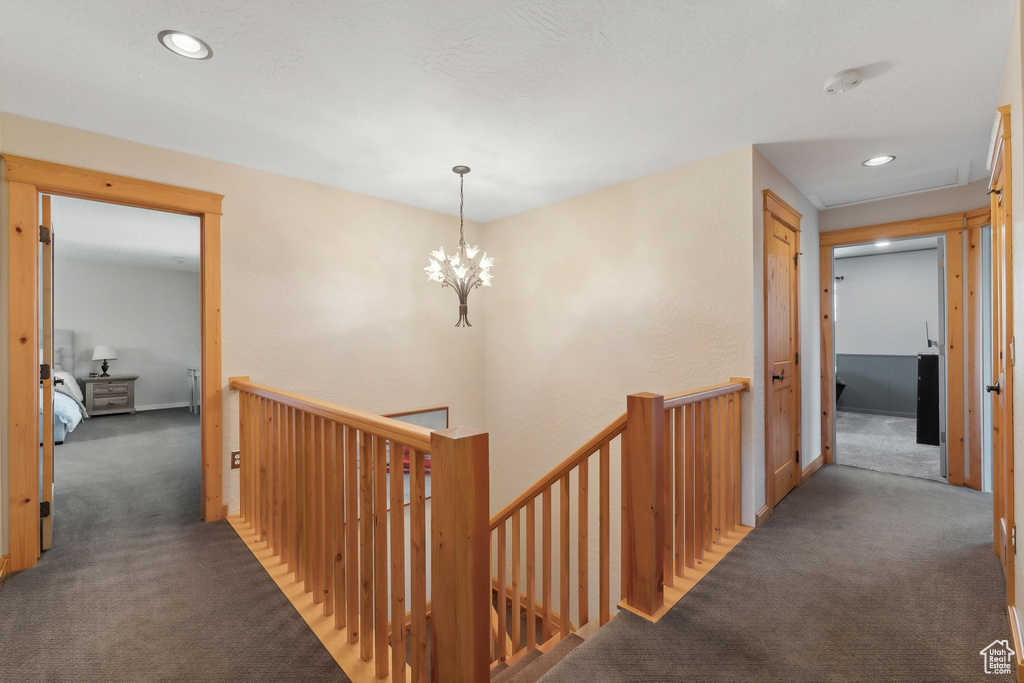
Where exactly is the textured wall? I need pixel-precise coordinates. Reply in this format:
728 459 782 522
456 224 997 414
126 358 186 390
54 260 201 410
834 249 941 356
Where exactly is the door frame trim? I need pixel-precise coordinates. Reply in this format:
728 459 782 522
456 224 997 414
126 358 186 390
3 155 224 571
763 189 802 510
817 207 989 475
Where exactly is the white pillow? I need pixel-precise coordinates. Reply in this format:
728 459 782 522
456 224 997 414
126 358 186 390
53 370 83 402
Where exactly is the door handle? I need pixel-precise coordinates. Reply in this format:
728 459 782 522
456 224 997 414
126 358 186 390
772 371 785 382
987 382 1001 395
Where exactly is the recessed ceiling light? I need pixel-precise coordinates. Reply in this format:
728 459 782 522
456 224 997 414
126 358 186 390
158 30 213 60
862 155 895 167
875 241 891 247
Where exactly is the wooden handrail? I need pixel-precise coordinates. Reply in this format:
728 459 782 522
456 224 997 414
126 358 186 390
663 378 749 410
489 414 627 528
229 377 432 451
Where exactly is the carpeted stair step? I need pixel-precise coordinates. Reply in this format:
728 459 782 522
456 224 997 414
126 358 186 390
491 648 542 682
492 634 584 683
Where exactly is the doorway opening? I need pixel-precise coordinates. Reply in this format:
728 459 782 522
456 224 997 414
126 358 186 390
38 194 204 551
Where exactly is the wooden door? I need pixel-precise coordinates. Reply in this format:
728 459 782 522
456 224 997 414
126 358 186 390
764 191 802 507
40 195 55 550
989 106 1014 606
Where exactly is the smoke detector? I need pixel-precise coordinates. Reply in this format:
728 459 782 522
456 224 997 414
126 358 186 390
824 69 862 94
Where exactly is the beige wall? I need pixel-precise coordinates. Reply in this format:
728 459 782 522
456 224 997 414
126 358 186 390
482 146 759 524
819 179 991 232
752 148 822 489
998 0 1024 620
0 113 488 553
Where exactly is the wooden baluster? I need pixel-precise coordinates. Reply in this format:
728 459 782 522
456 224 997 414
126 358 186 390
684 403 696 568
673 407 684 578
526 497 537 650
496 524 507 663
718 395 728 539
542 487 552 641
255 397 265 540
239 392 249 524
261 397 271 543
295 411 307 585
409 448 427 682
280 405 292 573
712 397 722 545
702 400 713 554
313 417 325 606
334 423 347 629
360 430 373 661
346 426 359 645
511 509 521 653
430 427 490 683
559 473 570 640
662 410 674 588
304 412 315 592
730 391 742 529
599 442 610 626
622 393 665 617
270 401 281 555
323 421 336 618
390 440 407 682
286 406 297 574
577 458 589 628
374 436 388 678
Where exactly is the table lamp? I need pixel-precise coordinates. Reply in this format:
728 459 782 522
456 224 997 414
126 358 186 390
92 345 118 377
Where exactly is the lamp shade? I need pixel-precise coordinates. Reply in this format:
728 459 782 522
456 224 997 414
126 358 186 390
92 345 118 361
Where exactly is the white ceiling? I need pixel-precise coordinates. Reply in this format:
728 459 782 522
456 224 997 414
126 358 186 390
834 235 939 260
0 1 1016 222
50 196 201 272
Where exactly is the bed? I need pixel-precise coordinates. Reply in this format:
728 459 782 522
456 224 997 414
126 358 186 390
40 330 88 444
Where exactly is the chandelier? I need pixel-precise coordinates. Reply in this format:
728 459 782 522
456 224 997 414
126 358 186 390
424 165 493 327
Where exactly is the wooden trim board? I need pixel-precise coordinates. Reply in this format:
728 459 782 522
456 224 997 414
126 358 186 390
617 525 753 622
228 516 405 681
3 155 224 570
1009 605 1024 678
0 555 10 590
801 454 824 483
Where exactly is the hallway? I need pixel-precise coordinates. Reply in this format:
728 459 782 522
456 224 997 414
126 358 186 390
541 465 1010 682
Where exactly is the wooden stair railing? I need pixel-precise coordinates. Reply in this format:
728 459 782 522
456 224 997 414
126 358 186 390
229 376 749 681
487 379 751 667
229 377 492 682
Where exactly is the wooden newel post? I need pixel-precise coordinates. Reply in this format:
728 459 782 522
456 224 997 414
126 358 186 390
430 427 490 683
623 392 665 616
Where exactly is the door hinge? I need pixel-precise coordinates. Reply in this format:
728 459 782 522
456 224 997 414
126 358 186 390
40 501 51 519
40 363 51 382
795 352 799 365
795 450 800 463
794 252 801 269
39 225 51 244
1013 524 1017 555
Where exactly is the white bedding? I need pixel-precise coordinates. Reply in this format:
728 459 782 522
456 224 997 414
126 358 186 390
52 370 83 401
41 384 88 434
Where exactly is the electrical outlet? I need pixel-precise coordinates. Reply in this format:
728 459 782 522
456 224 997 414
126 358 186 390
231 450 241 469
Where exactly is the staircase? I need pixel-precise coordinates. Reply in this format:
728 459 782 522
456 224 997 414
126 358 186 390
491 633 585 682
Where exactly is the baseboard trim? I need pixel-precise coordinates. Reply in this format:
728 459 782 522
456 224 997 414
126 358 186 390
755 505 772 527
802 454 824 483
227 515 401 681
0 555 10 590
136 402 192 412
1008 604 1024 677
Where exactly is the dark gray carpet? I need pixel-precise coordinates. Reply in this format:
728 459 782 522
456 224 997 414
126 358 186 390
0 409 349 682
836 411 944 482
540 465 1011 682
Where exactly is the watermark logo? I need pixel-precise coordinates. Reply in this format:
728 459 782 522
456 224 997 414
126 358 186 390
980 639 1015 675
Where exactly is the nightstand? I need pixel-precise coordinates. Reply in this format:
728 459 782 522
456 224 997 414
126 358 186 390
83 375 138 416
